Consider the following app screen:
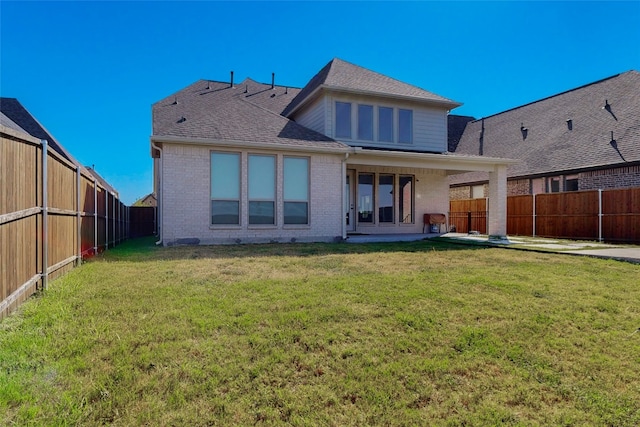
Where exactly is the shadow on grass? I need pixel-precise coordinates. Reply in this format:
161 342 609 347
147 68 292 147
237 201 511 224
97 235 487 263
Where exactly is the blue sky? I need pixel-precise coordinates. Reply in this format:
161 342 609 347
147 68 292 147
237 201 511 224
2 1 639 204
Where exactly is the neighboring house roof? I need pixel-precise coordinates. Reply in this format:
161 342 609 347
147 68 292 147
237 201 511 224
133 193 157 207
447 115 475 153
451 70 640 185
152 78 348 151
282 58 462 117
0 97 75 162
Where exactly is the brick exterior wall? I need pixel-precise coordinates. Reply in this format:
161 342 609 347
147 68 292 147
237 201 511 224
450 166 640 200
160 143 344 245
159 143 455 244
579 165 640 190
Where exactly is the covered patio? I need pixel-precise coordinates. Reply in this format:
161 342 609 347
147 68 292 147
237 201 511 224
342 148 517 240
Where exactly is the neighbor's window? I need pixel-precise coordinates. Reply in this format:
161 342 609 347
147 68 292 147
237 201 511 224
284 157 309 224
378 106 394 142
357 104 373 141
399 175 414 223
398 109 413 143
358 173 374 223
549 177 560 193
248 154 275 225
211 152 240 225
335 102 352 139
565 177 579 192
378 174 394 223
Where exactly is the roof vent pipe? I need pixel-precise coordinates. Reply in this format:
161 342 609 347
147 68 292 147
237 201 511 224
271 72 275 89
230 71 234 88
566 119 573 131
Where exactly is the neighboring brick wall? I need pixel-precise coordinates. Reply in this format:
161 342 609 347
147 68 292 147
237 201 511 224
450 186 471 200
579 165 640 190
160 143 344 245
507 179 530 196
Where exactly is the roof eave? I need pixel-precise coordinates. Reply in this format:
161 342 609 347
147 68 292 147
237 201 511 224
324 85 462 110
150 135 351 154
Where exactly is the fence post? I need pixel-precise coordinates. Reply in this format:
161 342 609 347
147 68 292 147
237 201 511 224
598 189 603 242
467 211 472 233
94 179 98 254
76 166 81 265
41 140 48 291
532 194 536 237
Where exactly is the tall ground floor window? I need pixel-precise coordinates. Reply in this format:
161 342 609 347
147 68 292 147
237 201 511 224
211 152 240 224
399 175 414 224
283 157 309 224
378 175 394 223
358 173 374 223
248 154 275 224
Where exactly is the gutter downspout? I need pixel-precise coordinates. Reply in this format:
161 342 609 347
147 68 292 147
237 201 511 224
341 152 350 240
151 141 163 245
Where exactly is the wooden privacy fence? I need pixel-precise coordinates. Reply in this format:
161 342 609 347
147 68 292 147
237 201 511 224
1 127 130 319
450 187 640 243
448 198 487 234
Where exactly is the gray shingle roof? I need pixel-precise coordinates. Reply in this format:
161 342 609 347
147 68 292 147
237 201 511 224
282 58 461 117
451 70 640 184
152 78 347 151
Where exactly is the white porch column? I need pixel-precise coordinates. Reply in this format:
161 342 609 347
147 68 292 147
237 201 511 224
488 164 508 239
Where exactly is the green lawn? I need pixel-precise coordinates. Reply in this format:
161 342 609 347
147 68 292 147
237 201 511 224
2 237 639 426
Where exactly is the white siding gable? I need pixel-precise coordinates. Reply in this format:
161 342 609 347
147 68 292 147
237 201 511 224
292 96 325 135
292 91 449 153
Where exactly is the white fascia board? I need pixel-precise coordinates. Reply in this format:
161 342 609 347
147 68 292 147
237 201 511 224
347 148 518 173
324 85 462 110
150 135 351 155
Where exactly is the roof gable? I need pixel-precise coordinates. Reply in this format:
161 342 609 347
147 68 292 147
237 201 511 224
282 58 461 116
453 70 640 178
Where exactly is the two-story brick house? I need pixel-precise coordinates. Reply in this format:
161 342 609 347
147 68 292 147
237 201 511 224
151 58 514 245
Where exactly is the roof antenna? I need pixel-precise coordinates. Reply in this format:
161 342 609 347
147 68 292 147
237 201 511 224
230 71 234 88
271 72 275 89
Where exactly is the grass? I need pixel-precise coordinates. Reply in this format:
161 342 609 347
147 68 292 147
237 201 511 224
1 237 639 426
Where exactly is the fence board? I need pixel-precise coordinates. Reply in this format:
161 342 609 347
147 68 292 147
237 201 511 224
1 128 129 319
450 188 640 243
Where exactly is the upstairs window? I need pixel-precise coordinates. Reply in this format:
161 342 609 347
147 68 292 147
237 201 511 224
378 107 394 142
335 102 352 139
357 104 373 141
398 109 413 143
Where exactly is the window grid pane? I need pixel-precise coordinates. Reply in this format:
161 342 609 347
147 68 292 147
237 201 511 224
248 155 275 200
284 157 309 224
357 104 373 141
358 173 374 223
399 109 413 143
211 152 240 225
399 175 413 224
378 107 394 142
378 175 394 223
335 102 351 139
